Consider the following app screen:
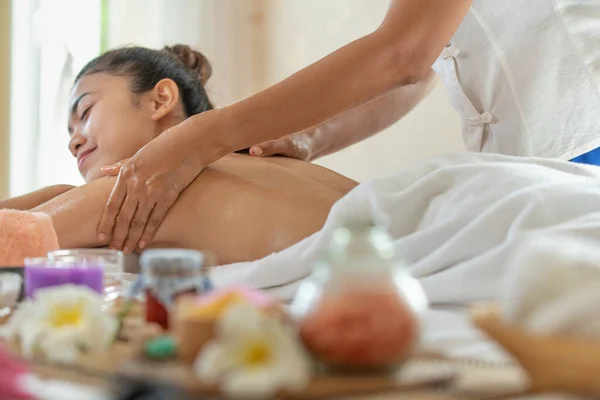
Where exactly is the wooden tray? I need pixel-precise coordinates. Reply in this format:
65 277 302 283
3 315 459 399
18 350 458 399
120 358 456 399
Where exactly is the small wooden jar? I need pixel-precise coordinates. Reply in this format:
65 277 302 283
172 295 217 364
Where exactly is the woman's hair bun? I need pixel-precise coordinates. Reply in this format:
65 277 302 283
162 44 212 86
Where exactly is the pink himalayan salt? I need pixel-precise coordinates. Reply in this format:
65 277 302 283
299 290 417 369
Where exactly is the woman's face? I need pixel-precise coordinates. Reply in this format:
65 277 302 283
67 73 160 182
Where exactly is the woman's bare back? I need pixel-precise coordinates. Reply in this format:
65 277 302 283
30 154 356 264
148 154 357 263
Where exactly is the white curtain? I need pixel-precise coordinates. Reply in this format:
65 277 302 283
10 0 101 195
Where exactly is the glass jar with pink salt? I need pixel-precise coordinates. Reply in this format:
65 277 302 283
291 215 428 373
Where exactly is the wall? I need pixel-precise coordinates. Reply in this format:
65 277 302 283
107 0 271 107
264 0 464 182
0 0 10 199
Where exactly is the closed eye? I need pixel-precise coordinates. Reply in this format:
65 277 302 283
80 105 92 120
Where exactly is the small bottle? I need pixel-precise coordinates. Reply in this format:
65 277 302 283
140 249 212 330
291 215 428 372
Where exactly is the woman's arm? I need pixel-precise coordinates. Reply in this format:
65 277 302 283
0 185 75 210
31 178 118 249
251 69 437 161
32 178 195 251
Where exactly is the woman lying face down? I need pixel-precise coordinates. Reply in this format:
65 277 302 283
2 45 357 264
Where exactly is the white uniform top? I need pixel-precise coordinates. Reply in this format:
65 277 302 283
433 0 600 160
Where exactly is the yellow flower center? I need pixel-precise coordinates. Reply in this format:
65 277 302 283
242 340 272 367
49 302 84 328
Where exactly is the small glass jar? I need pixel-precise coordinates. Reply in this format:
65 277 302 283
140 249 212 330
0 272 22 319
291 216 428 372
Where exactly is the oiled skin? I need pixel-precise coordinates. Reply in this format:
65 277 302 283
33 154 357 264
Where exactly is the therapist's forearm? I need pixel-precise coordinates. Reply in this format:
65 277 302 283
308 69 437 160
200 0 471 160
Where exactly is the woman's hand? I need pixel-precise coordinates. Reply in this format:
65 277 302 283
98 118 211 253
249 130 316 162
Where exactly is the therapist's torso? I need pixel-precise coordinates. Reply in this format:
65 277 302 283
433 0 600 160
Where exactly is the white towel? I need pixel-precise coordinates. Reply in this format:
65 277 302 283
500 234 600 337
210 152 600 309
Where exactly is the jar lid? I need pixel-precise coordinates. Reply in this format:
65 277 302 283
140 249 204 273
49 249 123 258
47 249 123 267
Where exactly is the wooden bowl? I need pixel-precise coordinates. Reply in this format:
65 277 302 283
471 304 600 396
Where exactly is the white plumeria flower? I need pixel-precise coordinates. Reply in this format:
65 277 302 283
194 302 312 398
0 285 117 363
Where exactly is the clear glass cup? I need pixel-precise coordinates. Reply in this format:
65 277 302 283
0 272 22 319
46 249 124 303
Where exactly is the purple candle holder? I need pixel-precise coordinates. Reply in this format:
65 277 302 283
24 257 104 298
47 249 124 303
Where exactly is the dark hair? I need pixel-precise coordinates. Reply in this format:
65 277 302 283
75 44 213 117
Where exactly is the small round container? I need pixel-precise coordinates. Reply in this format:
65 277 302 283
140 249 212 330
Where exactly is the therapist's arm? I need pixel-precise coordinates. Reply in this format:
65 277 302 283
206 0 472 157
251 69 437 161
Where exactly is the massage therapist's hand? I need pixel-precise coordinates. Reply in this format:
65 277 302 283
249 129 316 162
98 117 214 253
